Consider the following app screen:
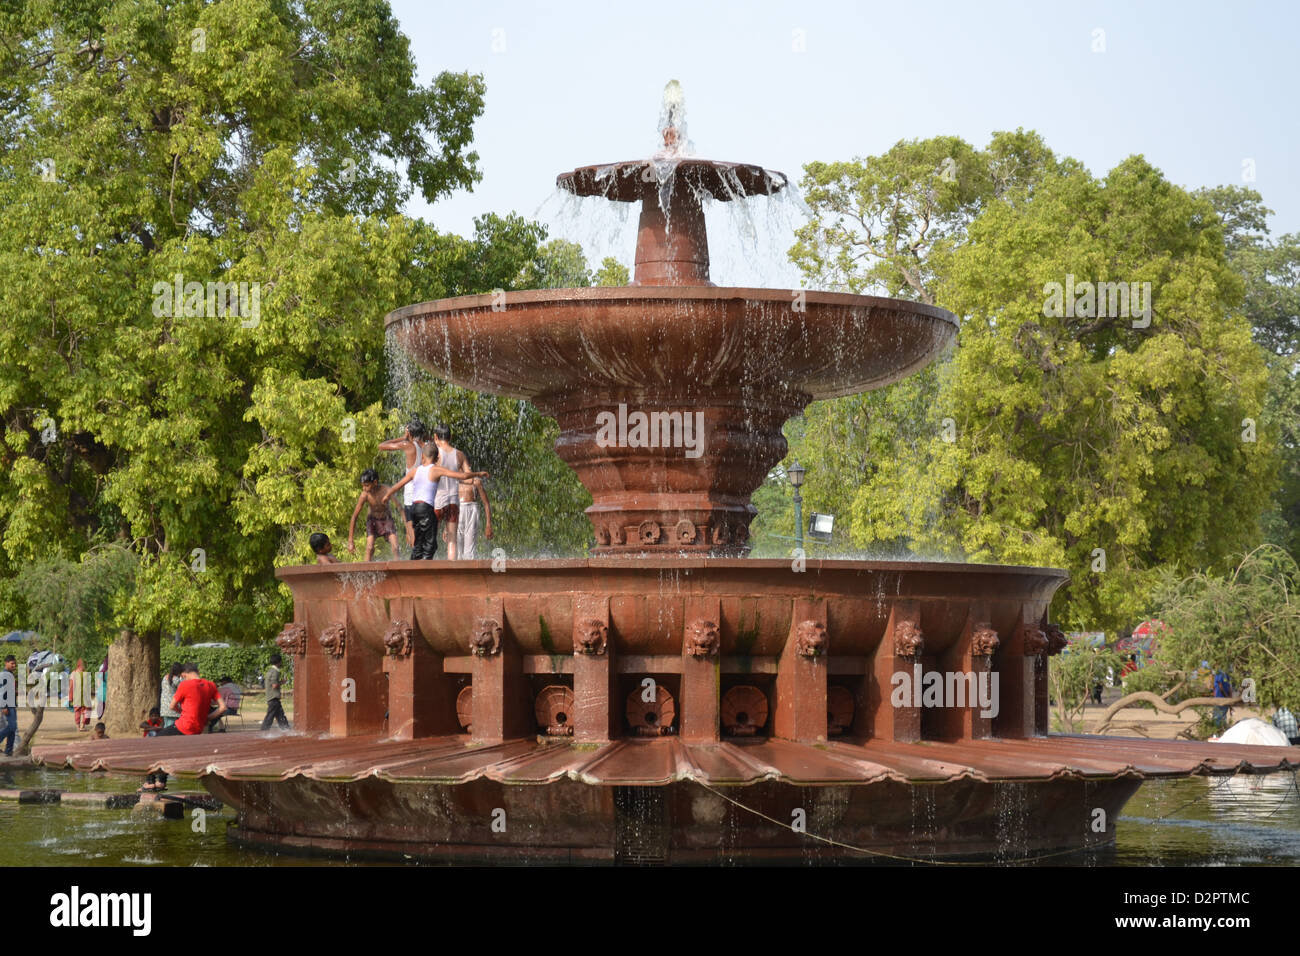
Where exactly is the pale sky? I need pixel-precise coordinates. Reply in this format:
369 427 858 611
389 0 1300 286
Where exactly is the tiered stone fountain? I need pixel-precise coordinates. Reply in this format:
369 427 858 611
34 87 1299 863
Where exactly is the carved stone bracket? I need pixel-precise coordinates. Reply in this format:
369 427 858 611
276 622 308 657
319 621 346 658
383 619 414 657
470 619 503 657
685 619 720 658
795 620 827 658
971 623 1000 657
675 518 697 545
893 620 924 658
638 520 662 545
574 619 608 656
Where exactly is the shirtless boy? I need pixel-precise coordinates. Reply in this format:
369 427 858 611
378 420 427 548
348 469 401 561
457 470 493 560
310 532 339 564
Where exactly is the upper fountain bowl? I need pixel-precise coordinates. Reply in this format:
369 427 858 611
558 159 788 203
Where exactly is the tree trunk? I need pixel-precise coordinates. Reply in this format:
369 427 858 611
17 706 44 755
106 628 160 738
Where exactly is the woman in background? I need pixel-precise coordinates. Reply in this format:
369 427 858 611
159 662 184 729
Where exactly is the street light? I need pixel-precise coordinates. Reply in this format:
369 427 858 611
787 460 806 551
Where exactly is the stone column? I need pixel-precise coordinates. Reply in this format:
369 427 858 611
863 601 923 742
680 598 721 742
469 598 531 744
993 609 1047 739
773 599 828 743
572 596 616 743
936 605 999 741
382 599 459 739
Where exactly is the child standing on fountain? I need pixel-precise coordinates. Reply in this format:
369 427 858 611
378 420 427 550
383 452 488 560
431 424 470 559
348 469 401 561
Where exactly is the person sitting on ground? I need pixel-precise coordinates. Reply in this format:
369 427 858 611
378 419 428 549
348 469 402 561
91 722 108 740
139 707 168 791
156 663 226 736
383 455 488 561
310 532 339 565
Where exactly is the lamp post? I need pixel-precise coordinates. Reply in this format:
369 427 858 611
787 460 806 551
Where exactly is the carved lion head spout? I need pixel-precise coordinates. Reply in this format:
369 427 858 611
1044 623 1068 656
795 620 828 658
384 619 414 657
686 619 720 658
1021 627 1048 655
971 623 1000 657
276 622 308 657
319 622 346 658
575 619 608 656
470 620 503 657
893 620 924 658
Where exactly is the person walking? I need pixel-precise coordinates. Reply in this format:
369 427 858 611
261 653 290 731
69 659 93 730
160 662 184 729
0 655 17 756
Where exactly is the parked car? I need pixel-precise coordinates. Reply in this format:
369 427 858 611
26 649 66 674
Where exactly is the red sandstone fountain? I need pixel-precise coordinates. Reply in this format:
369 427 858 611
34 84 1299 863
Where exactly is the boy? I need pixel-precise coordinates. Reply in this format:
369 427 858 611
261 652 290 731
310 532 339 564
383 455 488 560
91 722 108 739
457 470 494 560
378 420 428 548
430 425 471 559
348 469 401 560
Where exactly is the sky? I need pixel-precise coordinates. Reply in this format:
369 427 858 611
388 0 1300 285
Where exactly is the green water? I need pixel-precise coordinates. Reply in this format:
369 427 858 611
3 766 1298 866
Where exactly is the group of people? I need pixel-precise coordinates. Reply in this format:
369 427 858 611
312 420 494 564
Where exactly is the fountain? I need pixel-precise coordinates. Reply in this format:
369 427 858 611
33 85 1299 863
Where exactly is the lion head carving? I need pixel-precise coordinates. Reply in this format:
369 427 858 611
471 620 503 657
1044 623 1068 657
575 619 608 656
383 619 414 657
276 622 308 657
795 620 828 658
971 623 1000 657
686 619 720 658
1021 627 1048 655
893 620 924 658
319 622 347 658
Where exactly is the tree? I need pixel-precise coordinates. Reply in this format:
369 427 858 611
1148 545 1300 713
0 0 490 734
779 137 1278 633
594 256 629 287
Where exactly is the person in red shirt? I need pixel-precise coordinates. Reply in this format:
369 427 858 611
156 663 226 736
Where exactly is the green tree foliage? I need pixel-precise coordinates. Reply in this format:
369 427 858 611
775 134 1278 633
593 256 630 287
0 2 494 652
1149 546 1300 711
12 542 137 665
1196 186 1300 562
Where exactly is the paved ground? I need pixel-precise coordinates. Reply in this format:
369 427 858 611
9 690 296 749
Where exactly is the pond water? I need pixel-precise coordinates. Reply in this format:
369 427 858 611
3 766 1297 866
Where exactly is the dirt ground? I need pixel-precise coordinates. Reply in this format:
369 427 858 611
1072 685 1262 739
